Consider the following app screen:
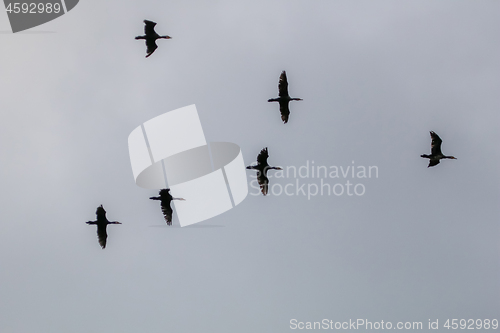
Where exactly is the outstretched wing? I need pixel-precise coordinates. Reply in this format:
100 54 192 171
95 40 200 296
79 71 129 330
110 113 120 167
278 71 289 97
144 20 157 35
160 200 173 224
145 39 158 57
430 131 443 156
257 147 269 165
428 159 440 167
96 225 108 249
279 101 290 123
257 173 269 196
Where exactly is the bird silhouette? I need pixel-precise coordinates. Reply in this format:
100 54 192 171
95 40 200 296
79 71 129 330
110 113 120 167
150 188 185 225
421 131 457 167
86 205 121 249
268 71 302 123
135 20 172 58
246 147 282 195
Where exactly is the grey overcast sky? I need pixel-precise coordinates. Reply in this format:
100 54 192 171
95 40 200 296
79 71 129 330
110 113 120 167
0 1 499 332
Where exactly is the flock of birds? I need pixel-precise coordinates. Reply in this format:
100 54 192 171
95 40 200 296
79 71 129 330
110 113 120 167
85 20 457 249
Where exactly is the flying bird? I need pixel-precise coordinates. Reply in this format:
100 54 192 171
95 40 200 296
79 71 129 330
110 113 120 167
420 131 457 167
86 205 122 249
268 71 303 124
150 188 185 225
135 20 172 58
246 147 283 195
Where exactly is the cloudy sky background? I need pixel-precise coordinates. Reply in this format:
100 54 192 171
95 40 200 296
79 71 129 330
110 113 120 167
0 1 499 332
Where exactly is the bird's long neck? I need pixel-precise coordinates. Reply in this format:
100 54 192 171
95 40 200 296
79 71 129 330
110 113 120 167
291 98 302 101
